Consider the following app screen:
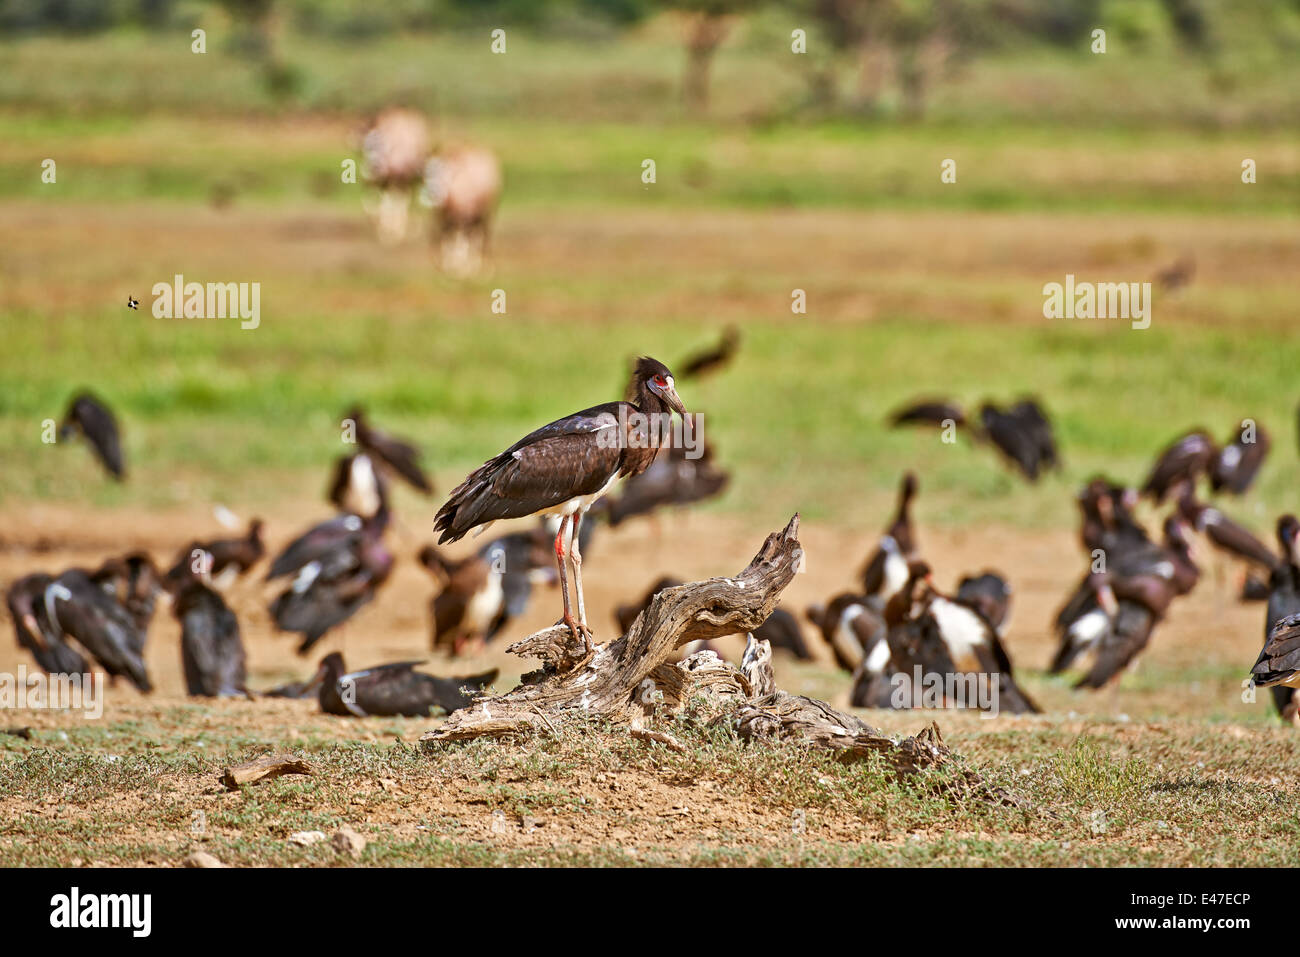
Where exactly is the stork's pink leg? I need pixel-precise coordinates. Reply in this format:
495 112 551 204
570 511 593 653
554 514 582 642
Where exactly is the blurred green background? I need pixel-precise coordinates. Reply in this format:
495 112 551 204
0 0 1297 530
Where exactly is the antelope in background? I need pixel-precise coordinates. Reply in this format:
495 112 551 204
358 106 432 245
422 144 502 277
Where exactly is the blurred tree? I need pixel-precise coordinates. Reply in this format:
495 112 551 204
657 0 767 112
796 0 971 119
1160 0 1211 50
216 0 278 58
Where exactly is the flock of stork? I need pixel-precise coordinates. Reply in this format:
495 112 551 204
12 331 1300 724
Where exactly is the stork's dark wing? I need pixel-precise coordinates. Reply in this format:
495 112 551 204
1074 601 1156 689
435 404 626 543
1201 507 1279 570
327 455 353 510
271 572 377 655
1250 613 1300 688
956 573 1011 631
889 400 966 428
1141 431 1216 502
180 587 245 696
1011 399 1059 471
65 394 125 479
54 572 150 691
1210 428 1270 495
981 406 1041 480
360 425 433 494
679 327 740 379
7 575 90 674
267 515 364 580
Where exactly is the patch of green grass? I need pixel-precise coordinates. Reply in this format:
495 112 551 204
3 306 1297 529
3 712 1297 866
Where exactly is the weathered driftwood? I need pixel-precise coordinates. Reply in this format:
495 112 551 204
220 753 313 790
419 515 1016 803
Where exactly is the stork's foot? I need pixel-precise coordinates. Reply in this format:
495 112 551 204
562 615 596 656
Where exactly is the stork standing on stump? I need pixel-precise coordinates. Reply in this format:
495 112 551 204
434 357 687 650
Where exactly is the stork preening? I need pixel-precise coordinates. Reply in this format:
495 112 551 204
881 561 1038 714
7 573 89 675
434 357 687 650
888 397 1059 481
267 508 394 654
39 569 152 692
59 392 125 480
1141 421 1270 503
359 107 432 245
419 524 555 655
423 145 502 277
164 518 264 591
1051 507 1199 689
1141 429 1217 503
172 571 248 698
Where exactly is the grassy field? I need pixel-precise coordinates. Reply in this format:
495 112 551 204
2 18 1299 868
2 29 1297 531
3 703 1298 867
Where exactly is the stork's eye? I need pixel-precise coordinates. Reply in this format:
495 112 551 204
653 374 667 387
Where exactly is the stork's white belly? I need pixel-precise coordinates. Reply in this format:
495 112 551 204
832 604 867 668
463 572 504 633
540 473 620 519
930 597 988 663
863 634 892 675
880 539 909 602
344 454 382 518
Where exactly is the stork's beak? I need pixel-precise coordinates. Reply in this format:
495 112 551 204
22 614 45 651
664 386 687 418
1096 581 1120 618
652 376 687 417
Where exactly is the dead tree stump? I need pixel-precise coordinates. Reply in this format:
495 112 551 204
420 515 1019 805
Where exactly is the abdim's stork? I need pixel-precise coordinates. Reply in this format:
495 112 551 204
678 326 741 379
860 472 919 603
1210 423 1270 495
1140 429 1217 503
59 392 125 480
314 652 497 718
6 573 89 675
165 518 265 591
434 357 687 648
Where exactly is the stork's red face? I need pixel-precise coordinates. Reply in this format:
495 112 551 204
647 372 687 417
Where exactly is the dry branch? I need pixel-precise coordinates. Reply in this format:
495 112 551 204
220 753 313 790
419 515 1017 805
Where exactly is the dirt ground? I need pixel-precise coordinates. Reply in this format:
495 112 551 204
1 502 1289 867
0 501 1267 715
